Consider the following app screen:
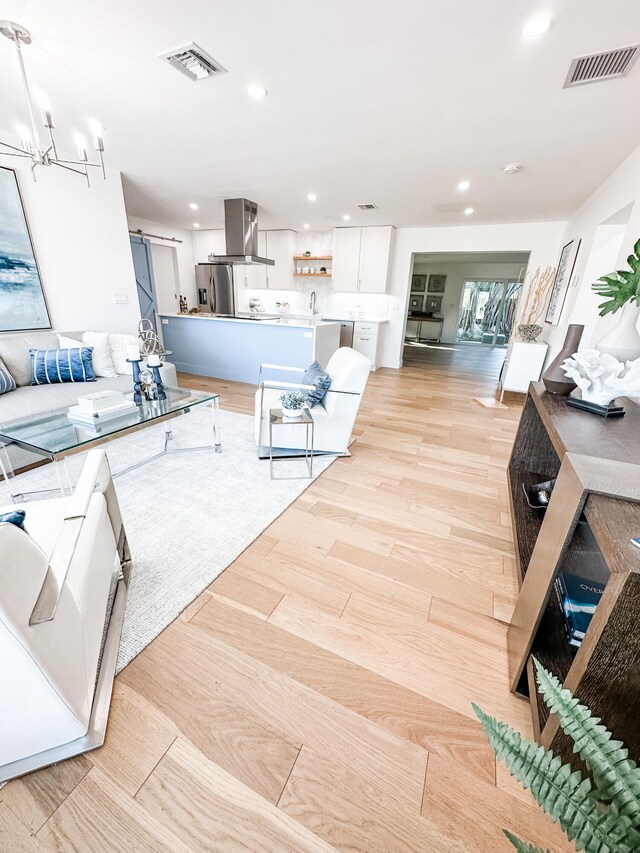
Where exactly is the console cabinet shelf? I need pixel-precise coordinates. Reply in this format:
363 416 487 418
507 383 640 763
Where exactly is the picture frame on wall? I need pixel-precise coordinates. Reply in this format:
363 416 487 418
0 166 50 332
545 239 581 325
409 295 423 311
428 274 446 293
425 295 443 314
411 274 427 292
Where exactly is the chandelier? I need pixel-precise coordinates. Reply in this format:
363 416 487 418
0 20 106 185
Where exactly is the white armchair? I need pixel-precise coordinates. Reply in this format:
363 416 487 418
0 449 130 782
255 347 371 455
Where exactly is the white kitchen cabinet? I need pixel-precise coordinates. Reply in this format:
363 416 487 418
242 230 296 290
352 321 383 371
192 229 225 263
332 226 394 294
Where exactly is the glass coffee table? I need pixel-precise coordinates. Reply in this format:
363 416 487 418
0 386 221 502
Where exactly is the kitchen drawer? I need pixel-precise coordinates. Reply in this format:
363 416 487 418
353 332 378 367
354 322 378 335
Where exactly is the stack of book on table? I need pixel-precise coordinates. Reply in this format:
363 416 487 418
554 571 604 649
68 390 139 429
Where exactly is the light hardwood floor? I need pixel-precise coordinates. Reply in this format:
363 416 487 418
1 345 573 853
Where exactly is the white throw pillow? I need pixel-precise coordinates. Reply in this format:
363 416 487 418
108 333 140 375
57 332 118 379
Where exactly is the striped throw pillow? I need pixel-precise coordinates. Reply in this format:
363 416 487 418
0 359 16 395
29 347 96 385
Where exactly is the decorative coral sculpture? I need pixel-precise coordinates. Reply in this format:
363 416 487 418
562 349 640 405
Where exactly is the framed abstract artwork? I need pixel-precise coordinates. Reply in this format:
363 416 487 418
0 166 50 332
411 274 426 292
545 238 581 325
428 274 446 293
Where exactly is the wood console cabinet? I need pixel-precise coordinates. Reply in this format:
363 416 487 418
507 382 640 763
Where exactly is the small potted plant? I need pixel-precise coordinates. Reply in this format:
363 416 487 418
280 390 307 420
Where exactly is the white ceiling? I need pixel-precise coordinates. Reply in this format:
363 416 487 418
1 0 640 232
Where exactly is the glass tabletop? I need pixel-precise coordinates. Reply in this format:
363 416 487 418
0 386 219 457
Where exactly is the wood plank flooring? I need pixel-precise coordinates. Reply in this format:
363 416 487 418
1 344 573 852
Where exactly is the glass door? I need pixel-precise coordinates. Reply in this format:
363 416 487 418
456 279 521 347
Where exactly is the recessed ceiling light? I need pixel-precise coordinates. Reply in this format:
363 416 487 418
189 202 199 210
193 222 200 228
464 207 474 216
457 180 471 191
245 84 268 99
303 223 310 229
522 14 552 39
307 193 317 202
342 214 351 221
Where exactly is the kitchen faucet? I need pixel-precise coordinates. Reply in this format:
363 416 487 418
309 291 317 314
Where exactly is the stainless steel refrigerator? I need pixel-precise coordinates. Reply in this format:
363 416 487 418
195 264 235 316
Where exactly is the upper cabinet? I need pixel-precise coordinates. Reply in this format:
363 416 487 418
243 230 296 290
332 226 395 293
192 229 225 263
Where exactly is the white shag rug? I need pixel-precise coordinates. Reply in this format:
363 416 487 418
6 408 335 671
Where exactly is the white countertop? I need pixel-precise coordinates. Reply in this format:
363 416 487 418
287 313 389 324
158 313 339 330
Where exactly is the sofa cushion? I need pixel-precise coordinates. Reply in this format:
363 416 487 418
58 332 118 379
0 332 59 387
302 361 331 407
0 359 16 395
30 347 96 386
108 333 139 375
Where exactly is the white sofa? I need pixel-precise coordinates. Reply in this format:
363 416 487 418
0 449 129 782
255 347 371 455
0 330 178 471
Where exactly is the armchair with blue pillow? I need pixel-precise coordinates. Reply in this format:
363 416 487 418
255 347 371 456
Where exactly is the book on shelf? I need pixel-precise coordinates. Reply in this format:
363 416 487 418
68 400 138 425
554 571 604 649
77 390 126 413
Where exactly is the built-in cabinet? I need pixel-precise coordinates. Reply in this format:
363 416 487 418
244 230 297 290
352 321 383 371
332 226 394 293
192 229 226 263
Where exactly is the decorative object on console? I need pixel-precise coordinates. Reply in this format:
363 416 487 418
411 274 426 292
0 22 105 185
517 323 543 342
541 323 584 394
562 349 640 417
280 390 307 420
126 354 143 404
427 274 446 293
592 239 640 362
148 361 167 401
29 346 96 385
545 239 581 325
522 478 556 510
0 167 50 332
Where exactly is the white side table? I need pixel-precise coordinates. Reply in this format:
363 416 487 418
268 408 314 480
499 342 548 401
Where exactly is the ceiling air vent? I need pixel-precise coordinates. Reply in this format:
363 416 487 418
159 43 227 81
564 45 639 88
355 203 377 210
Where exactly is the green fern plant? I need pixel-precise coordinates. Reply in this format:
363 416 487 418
474 657 640 852
591 238 640 316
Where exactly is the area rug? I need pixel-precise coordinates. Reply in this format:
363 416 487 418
6 408 336 671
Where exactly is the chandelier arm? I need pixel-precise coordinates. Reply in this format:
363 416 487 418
54 158 104 169
47 127 58 160
13 32 42 150
52 160 91 177
0 141 32 156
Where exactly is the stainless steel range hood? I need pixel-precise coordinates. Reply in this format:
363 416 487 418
208 198 274 265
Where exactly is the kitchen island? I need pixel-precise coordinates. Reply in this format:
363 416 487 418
158 314 341 384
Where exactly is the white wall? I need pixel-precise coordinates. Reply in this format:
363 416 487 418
545 144 640 361
383 222 566 367
127 216 196 309
411 259 528 343
1 156 140 333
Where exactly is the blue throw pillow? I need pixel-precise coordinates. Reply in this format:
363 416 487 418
303 361 331 407
0 360 16 395
30 347 96 385
0 510 26 530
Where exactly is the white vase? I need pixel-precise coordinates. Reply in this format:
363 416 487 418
596 301 640 362
282 407 304 420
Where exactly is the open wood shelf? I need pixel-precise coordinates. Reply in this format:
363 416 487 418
293 255 332 261
507 382 640 764
293 273 331 277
